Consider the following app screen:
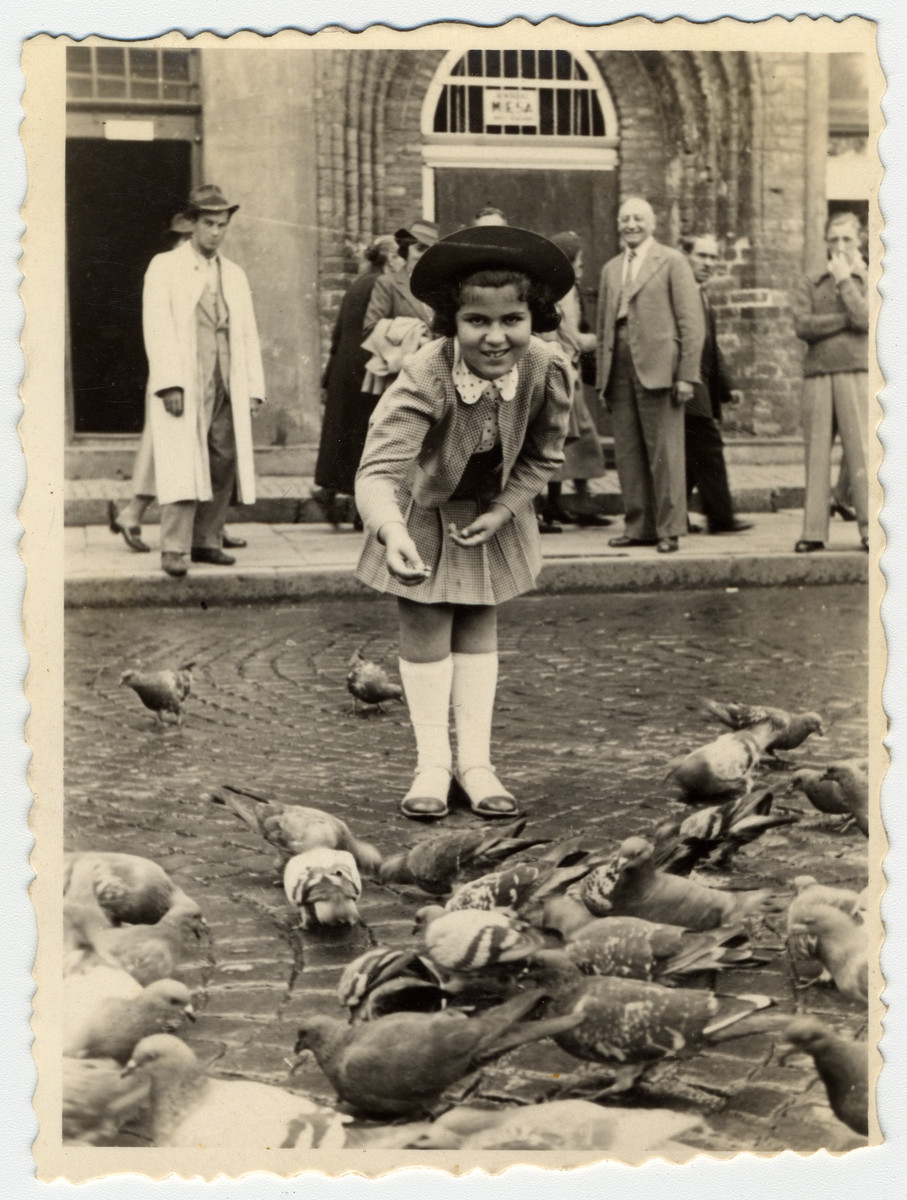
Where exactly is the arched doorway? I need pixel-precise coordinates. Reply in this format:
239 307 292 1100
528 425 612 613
420 47 621 293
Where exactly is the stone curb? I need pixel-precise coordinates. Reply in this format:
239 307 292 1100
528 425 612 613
65 551 868 609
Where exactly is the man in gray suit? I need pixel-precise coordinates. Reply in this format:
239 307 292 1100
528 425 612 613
597 197 704 553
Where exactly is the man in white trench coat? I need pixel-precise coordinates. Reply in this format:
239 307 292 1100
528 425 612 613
142 184 265 577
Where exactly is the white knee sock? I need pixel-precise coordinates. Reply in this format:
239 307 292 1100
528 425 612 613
452 651 498 773
398 656 453 775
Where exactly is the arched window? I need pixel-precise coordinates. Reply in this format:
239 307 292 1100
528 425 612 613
426 48 617 140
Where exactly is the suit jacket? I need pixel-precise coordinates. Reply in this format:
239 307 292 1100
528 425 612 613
688 289 733 420
596 241 705 394
363 270 433 335
355 336 572 534
143 239 265 506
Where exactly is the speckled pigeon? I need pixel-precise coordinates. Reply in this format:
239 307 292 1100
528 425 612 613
524 949 775 1068
123 1033 350 1148
208 783 382 873
700 698 825 752
378 819 549 895
579 836 773 931
562 915 759 984
292 987 583 1117
778 1016 869 1135
120 661 194 725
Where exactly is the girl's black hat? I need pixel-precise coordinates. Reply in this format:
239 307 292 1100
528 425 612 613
410 225 575 308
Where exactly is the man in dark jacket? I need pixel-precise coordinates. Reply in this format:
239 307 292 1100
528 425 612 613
682 234 752 535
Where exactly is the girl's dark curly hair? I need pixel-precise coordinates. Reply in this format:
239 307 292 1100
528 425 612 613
430 269 561 337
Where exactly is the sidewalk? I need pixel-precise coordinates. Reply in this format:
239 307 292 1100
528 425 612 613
65 507 870 608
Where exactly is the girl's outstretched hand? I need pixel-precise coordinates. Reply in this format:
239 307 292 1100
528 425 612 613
382 523 432 585
448 504 511 548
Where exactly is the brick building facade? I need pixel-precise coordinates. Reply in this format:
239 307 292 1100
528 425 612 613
63 40 873 471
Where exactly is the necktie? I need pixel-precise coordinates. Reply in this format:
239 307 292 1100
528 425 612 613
475 384 500 452
617 249 636 321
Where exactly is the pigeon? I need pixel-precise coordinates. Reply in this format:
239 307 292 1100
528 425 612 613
378 820 549 895
524 949 775 1069
778 1016 869 1136
422 909 556 973
787 769 854 819
120 661 195 725
788 875 863 923
122 1034 349 1149
64 977 196 1063
788 903 869 1003
284 847 362 928
700 699 825 752
64 899 206 985
579 836 773 932
338 948 448 1021
208 784 382 873
653 789 796 873
63 851 202 927
441 840 607 915
346 649 405 713
63 1055 151 1145
561 915 759 984
667 721 778 801
292 987 583 1117
820 762 869 835
786 876 864 983
403 1099 705 1155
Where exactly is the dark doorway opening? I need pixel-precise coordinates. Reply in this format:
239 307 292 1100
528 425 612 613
66 138 192 433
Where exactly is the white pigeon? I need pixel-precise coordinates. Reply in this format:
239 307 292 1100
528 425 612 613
283 847 363 928
123 1033 350 1149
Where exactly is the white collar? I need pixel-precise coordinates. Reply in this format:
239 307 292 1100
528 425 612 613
191 245 220 271
452 344 518 404
624 235 654 264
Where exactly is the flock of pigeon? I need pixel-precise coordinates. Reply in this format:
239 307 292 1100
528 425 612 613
65 667 872 1154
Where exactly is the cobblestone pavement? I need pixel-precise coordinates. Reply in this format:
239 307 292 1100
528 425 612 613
64 584 871 1155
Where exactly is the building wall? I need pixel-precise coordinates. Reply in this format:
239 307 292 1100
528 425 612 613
309 47 823 440
202 48 322 446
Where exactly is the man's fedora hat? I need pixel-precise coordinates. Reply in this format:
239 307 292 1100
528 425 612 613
410 225 575 308
181 183 240 220
395 219 440 249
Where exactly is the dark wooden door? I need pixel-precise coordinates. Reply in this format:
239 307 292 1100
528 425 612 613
434 166 619 317
66 137 192 433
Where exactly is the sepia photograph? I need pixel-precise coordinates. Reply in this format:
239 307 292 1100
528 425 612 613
18 14 891 1184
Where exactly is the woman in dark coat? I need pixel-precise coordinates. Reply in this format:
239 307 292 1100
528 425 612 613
313 235 403 527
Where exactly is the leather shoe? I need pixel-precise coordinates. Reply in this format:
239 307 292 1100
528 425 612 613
608 535 657 548
191 547 236 565
400 769 451 821
222 531 247 549
794 540 825 554
537 517 563 534
657 536 679 553
108 501 150 553
575 512 612 527
453 767 519 819
687 521 704 534
831 500 858 523
161 552 188 578
709 520 753 534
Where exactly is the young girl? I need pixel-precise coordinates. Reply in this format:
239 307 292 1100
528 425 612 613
354 226 574 820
